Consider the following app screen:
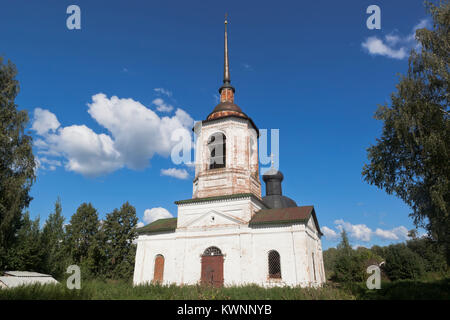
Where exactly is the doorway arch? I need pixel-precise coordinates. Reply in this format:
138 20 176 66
153 254 165 284
201 246 224 287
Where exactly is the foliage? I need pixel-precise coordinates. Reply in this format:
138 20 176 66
382 243 425 281
6 212 43 271
0 57 36 269
65 203 100 266
40 198 69 279
329 231 383 283
103 202 138 280
406 236 448 273
362 1 450 262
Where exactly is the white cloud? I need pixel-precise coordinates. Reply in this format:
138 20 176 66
161 168 189 179
154 88 172 97
143 207 173 225
322 226 339 241
374 226 409 241
362 37 407 59
32 108 60 135
152 98 174 113
325 219 411 243
335 219 372 242
361 18 431 59
31 93 194 177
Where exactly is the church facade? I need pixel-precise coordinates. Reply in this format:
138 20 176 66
133 19 325 288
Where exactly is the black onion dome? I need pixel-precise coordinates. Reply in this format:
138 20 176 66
262 168 284 182
262 168 297 209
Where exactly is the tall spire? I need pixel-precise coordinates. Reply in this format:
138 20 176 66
219 13 235 97
223 14 230 85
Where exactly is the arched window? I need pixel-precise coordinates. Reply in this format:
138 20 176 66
268 250 281 279
153 254 165 284
203 246 223 256
208 133 226 169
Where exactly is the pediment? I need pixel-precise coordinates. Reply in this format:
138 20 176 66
181 210 245 229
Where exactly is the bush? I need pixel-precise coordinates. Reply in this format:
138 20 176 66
383 244 425 281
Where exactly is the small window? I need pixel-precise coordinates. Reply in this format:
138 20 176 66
268 250 281 279
208 133 226 169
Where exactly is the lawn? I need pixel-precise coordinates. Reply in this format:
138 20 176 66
0 278 448 300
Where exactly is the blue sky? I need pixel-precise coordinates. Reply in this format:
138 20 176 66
1 0 432 249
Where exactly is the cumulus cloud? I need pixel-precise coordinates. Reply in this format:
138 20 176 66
323 219 410 243
31 93 194 177
362 37 407 59
32 108 60 135
143 207 173 225
322 226 339 241
161 168 189 179
335 219 372 242
152 98 174 113
362 19 431 59
374 226 409 241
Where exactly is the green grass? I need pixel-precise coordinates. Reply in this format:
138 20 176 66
0 278 448 300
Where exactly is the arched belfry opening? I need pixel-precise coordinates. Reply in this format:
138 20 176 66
208 133 226 169
201 246 224 287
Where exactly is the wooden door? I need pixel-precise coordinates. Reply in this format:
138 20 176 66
201 255 224 287
153 255 164 284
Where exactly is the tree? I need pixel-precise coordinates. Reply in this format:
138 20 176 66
383 243 425 281
7 212 44 271
66 203 100 265
41 198 67 279
406 236 448 273
103 202 138 280
362 1 450 262
0 57 36 269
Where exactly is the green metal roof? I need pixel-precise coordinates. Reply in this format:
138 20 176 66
175 193 266 206
136 218 177 235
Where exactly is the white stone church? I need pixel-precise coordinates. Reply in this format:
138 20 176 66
133 19 325 288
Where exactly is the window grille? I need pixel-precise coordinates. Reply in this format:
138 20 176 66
203 246 223 256
268 250 281 279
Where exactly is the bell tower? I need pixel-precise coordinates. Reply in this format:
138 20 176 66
192 16 261 199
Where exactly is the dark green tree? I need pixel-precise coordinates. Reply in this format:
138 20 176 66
383 243 425 281
336 230 351 252
406 236 448 273
333 230 361 282
41 198 67 279
0 57 36 269
103 202 138 280
66 203 100 265
7 212 44 271
362 1 450 262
